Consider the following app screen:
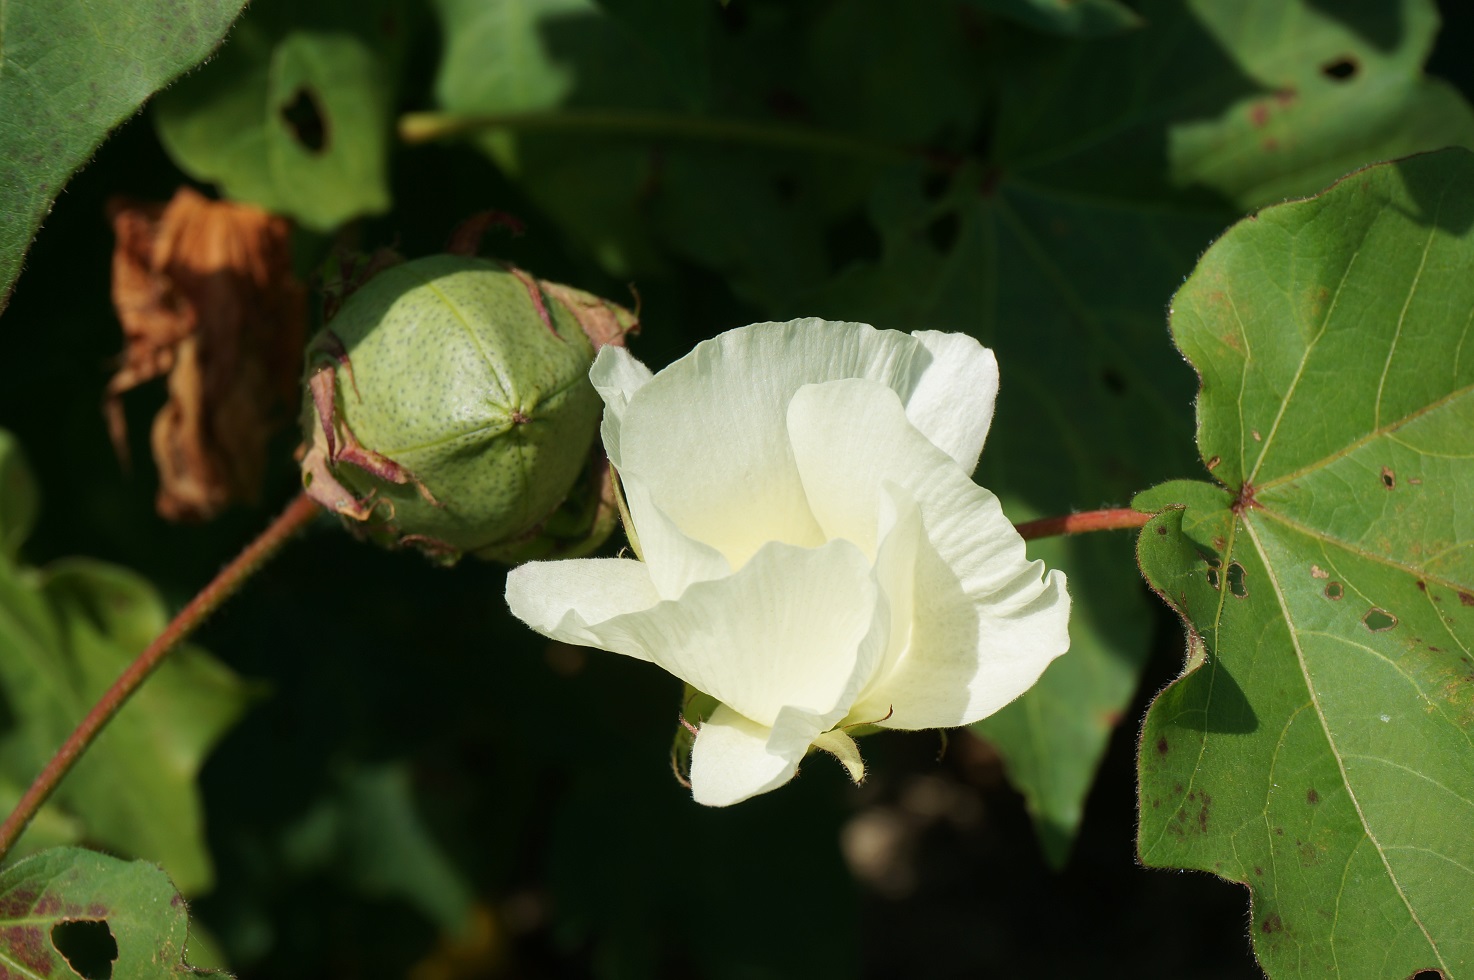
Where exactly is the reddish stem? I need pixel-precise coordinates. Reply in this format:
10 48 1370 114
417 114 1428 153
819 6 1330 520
0 493 321 863
1014 507 1151 541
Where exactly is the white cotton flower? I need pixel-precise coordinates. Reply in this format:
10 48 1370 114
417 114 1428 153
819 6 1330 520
505 319 1070 806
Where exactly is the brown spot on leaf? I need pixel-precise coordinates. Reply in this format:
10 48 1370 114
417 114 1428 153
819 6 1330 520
1156 736 1169 756
1307 788 1319 805
1311 565 1328 579
1416 581 1427 592
1251 429 1262 441
1253 866 1265 877
1262 913 1283 934
1459 592 1474 607
106 187 306 521
1206 455 1221 470
1249 103 1270 128
0 887 39 919
0 923 57 975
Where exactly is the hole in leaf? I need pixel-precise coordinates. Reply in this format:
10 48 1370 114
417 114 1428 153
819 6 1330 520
1363 608 1397 632
1380 466 1395 489
1324 581 1343 600
1321 57 1358 80
925 211 960 252
921 170 951 201
1100 368 1127 395
51 920 117 979
1227 562 1248 598
280 87 328 153
1206 562 1220 590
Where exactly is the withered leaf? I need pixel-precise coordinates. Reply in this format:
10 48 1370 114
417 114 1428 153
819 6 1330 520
106 187 305 521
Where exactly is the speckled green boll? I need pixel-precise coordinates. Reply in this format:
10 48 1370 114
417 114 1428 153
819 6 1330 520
301 255 615 563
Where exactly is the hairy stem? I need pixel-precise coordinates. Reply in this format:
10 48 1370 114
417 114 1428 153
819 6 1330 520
0 493 321 863
1014 507 1151 542
398 108 917 165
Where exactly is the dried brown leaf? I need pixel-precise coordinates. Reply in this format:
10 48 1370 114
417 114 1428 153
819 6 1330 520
106 187 306 521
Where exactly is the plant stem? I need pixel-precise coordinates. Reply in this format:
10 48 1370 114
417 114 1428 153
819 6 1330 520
398 108 917 166
0 492 321 864
1014 507 1151 541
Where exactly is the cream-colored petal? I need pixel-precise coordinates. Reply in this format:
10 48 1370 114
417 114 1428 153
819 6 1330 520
589 345 654 471
907 331 998 474
689 705 803 807
588 538 886 727
614 319 990 568
504 558 662 661
619 479 729 600
787 378 1070 729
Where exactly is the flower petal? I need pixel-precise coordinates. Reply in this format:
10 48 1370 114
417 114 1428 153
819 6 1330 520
689 705 803 806
907 331 998 474
504 557 662 661
612 319 993 568
584 538 887 727
787 378 1070 729
589 344 654 471
619 478 730 600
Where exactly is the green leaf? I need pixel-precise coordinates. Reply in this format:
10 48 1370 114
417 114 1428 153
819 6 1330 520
0 846 214 978
0 433 249 895
963 0 1143 38
153 0 406 230
278 763 474 934
0 0 245 314
1136 149 1474 979
997 0 1474 210
0 432 37 562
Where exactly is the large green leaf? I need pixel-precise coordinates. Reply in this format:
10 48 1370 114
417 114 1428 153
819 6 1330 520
153 0 408 230
1136 149 1474 979
997 0 1474 209
0 0 245 314
963 0 1142 38
0 847 214 977
0 434 248 895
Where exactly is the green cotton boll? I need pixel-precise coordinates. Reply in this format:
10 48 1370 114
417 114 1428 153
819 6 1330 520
300 254 613 564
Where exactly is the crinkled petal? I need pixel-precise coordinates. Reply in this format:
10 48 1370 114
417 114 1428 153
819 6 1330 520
587 538 886 727
613 320 992 568
589 344 654 471
787 378 1070 729
504 557 662 662
689 705 802 806
907 331 998 474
